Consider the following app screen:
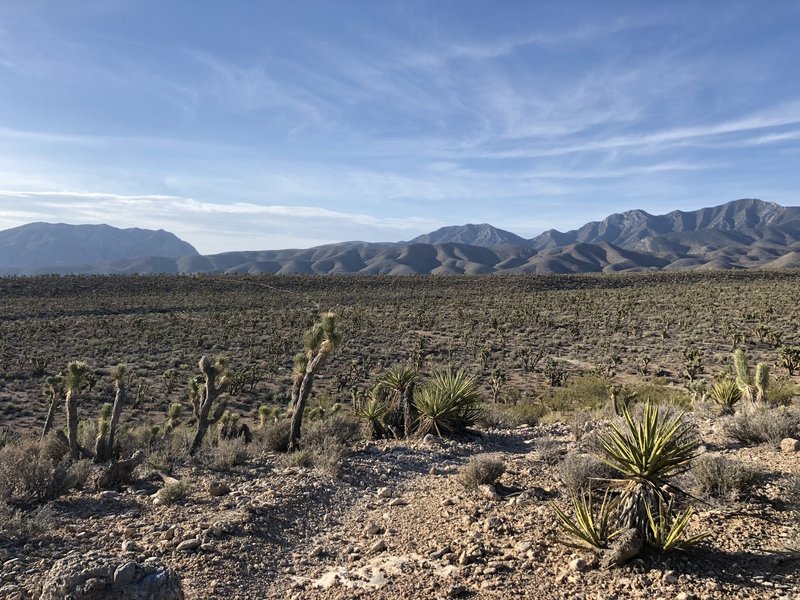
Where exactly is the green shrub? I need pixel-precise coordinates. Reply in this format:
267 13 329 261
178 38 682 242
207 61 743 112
303 413 361 448
595 402 698 541
532 436 564 465
202 436 249 471
277 448 315 470
644 498 707 553
708 377 742 413
553 487 619 550
0 428 20 449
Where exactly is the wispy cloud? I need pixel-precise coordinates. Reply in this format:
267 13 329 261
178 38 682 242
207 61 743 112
0 190 440 253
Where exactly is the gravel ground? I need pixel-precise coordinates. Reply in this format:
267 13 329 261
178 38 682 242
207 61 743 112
1 418 798 600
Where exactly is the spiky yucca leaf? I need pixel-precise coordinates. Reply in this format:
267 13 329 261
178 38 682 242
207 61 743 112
553 487 620 550
644 498 707 553
596 402 698 485
709 377 742 411
379 364 418 394
355 395 390 422
413 368 482 436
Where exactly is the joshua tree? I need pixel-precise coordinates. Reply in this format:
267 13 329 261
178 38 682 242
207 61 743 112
682 346 703 382
733 349 752 401
288 313 341 452
733 348 768 404
780 345 800 376
189 356 230 454
94 403 113 461
754 363 769 404
106 364 127 460
489 367 506 404
65 361 90 460
90 365 128 462
379 363 418 437
41 375 64 440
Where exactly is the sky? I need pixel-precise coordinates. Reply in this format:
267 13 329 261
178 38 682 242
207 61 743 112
1 1 799 254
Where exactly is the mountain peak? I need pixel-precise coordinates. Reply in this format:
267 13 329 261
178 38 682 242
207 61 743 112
407 223 531 247
0 222 199 273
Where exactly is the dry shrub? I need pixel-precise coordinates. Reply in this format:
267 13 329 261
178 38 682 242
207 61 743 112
557 453 617 495
684 454 757 500
259 419 291 453
724 405 800 446
0 501 53 543
202 436 250 471
159 480 191 505
458 456 506 490
0 439 73 505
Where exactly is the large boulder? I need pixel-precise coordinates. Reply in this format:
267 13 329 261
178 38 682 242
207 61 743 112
40 552 183 599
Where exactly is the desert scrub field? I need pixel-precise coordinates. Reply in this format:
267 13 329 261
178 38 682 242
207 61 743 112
1 271 799 432
0 272 799 598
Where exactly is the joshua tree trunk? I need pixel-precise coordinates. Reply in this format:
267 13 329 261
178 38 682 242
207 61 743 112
93 430 108 463
288 371 315 452
105 381 126 460
190 356 228 455
288 353 326 451
66 391 79 460
289 377 302 412
41 398 57 441
190 384 214 454
402 381 416 437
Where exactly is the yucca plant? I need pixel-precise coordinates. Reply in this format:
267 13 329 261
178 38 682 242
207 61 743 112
709 376 742 413
553 487 620 550
644 498 707 553
413 368 482 437
354 388 391 440
595 402 699 539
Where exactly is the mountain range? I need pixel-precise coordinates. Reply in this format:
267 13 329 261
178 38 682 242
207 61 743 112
3 198 800 275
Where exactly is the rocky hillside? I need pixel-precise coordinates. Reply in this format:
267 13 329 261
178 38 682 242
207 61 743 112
0 223 199 275
530 198 800 252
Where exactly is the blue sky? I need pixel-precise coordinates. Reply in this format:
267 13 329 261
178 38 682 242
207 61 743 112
1 1 799 253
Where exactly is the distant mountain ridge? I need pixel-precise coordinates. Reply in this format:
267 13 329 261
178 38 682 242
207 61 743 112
3 199 800 275
530 198 800 251
0 223 199 274
407 223 532 247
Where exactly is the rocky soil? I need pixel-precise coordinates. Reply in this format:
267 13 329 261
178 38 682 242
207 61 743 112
1 418 798 600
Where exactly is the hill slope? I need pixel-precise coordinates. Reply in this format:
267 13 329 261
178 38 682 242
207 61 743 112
407 223 532 247
0 223 199 274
